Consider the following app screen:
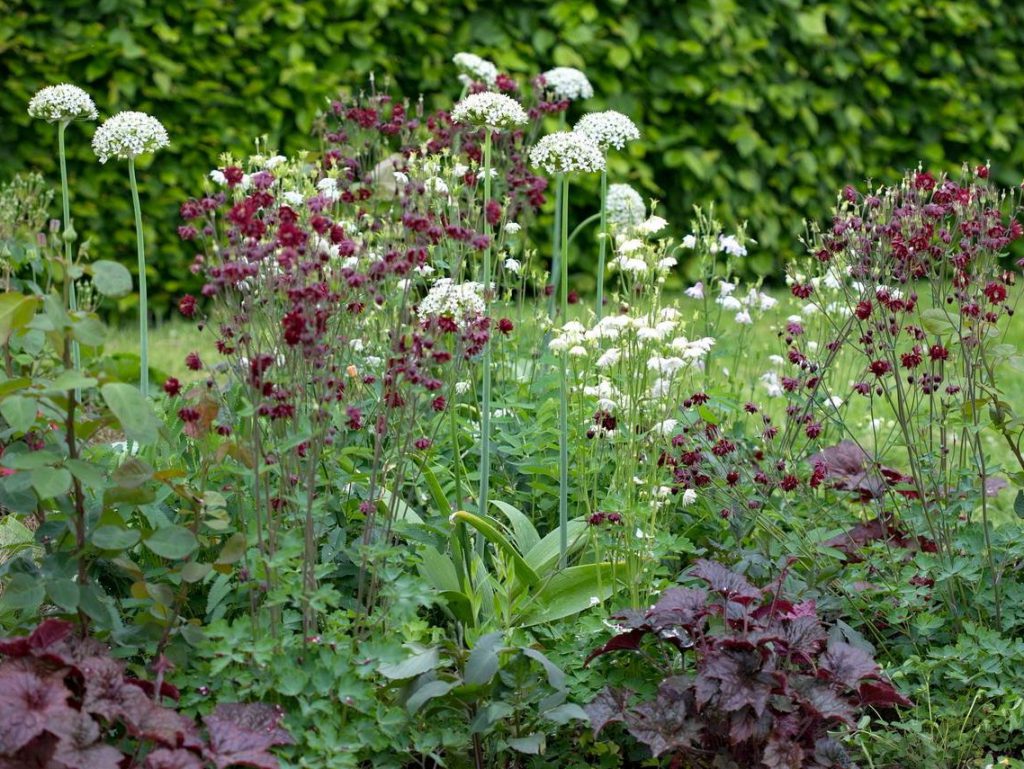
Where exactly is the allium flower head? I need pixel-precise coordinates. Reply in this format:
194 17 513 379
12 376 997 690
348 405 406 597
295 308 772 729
92 111 169 163
606 183 646 227
573 111 640 152
529 131 604 175
418 278 486 327
27 83 98 123
451 92 528 130
540 67 594 101
453 52 499 87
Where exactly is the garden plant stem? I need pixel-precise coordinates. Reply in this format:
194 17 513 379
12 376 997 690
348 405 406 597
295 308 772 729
128 158 149 394
558 175 570 566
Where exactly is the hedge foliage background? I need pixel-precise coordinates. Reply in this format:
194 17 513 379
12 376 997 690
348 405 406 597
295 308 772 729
3 0 1024 313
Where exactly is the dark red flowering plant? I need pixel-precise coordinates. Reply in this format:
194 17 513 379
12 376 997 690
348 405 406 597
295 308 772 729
584 559 909 768
0 619 291 768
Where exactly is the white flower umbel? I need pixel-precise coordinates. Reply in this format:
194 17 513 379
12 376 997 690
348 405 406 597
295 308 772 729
28 83 98 123
417 278 485 328
453 52 499 86
529 131 604 175
540 67 594 101
573 110 640 152
451 92 528 130
92 111 169 163
606 183 646 228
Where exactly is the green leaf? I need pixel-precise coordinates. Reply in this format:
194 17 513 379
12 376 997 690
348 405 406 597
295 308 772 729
92 525 141 550
45 370 99 392
507 734 544 754
90 260 133 298
46 578 80 611
180 561 212 583
1014 489 1024 518
71 316 107 347
519 563 622 627
214 532 247 565
101 383 161 446
452 511 538 587
491 500 540 553
144 524 198 560
406 679 458 714
418 545 460 593
378 646 440 680
920 308 956 335
0 293 38 344
112 458 154 489
464 631 503 686
31 466 72 499
523 521 587 576
0 395 36 433
1 573 45 611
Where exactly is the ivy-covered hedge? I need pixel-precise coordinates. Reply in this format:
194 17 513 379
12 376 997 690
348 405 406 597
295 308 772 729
3 0 1023 312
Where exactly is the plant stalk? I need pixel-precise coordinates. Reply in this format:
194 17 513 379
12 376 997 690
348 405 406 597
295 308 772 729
128 158 149 394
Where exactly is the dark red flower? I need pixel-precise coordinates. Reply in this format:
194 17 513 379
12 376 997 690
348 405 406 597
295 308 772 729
869 359 892 377
498 318 514 335
983 281 1007 304
185 352 203 371
163 377 182 397
178 294 197 318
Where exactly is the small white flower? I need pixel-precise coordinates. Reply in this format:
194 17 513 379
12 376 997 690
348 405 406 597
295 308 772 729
718 296 742 311
681 489 698 507
681 234 697 249
614 256 648 276
27 83 98 123
453 52 499 86
573 110 640 152
638 215 668 236
455 381 471 395
606 183 646 228
635 527 646 539
209 169 228 185
282 191 305 207
569 345 588 358
617 238 644 255
654 418 678 436
685 282 704 299
734 310 753 324
424 177 449 196
529 131 605 174
365 355 382 367
769 354 786 366
92 111 169 163
350 339 366 352
393 171 409 185
589 596 601 607
760 371 783 397
719 280 737 297
504 257 522 273
719 233 747 257
758 292 778 311
505 222 522 234
417 278 486 327
596 348 621 369
264 155 287 169
451 92 528 130
657 257 677 271
541 67 594 101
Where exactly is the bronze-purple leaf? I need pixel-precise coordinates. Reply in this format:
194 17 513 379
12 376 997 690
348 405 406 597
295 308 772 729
584 687 632 736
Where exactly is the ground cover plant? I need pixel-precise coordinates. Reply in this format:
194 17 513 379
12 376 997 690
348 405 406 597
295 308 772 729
3 50 1024 769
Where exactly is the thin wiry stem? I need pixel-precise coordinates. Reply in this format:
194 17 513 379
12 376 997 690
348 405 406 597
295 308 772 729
128 158 149 394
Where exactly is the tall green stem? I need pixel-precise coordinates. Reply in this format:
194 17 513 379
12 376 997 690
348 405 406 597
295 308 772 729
57 123 81 376
558 175 570 566
478 129 494 518
547 112 567 317
596 168 608 322
128 159 149 394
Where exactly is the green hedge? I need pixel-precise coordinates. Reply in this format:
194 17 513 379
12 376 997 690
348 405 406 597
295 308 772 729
3 0 1024 312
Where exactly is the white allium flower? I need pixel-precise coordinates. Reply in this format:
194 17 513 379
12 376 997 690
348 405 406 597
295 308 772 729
685 282 704 299
719 233 747 257
27 83 98 123
92 111 169 163
417 278 486 326
453 52 499 86
209 169 228 185
451 92 528 130
573 110 640 152
504 257 522 273
541 67 594 101
505 222 522 234
638 215 668 236
606 183 646 228
529 131 604 174
681 234 697 249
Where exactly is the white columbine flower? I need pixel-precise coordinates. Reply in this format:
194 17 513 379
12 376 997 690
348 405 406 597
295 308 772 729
529 131 605 174
685 282 704 299
451 92 528 130
681 489 698 507
734 310 753 324
718 280 737 297
681 234 697 249
505 222 522 234
653 418 678 436
27 83 98 123
453 52 499 86
264 155 287 169
504 257 522 274
455 381 471 395
606 183 645 228
282 191 305 207
760 371 784 397
573 110 640 152
596 348 621 369
92 111 169 163
638 215 669 236
541 67 594 101
719 233 747 257
209 169 228 185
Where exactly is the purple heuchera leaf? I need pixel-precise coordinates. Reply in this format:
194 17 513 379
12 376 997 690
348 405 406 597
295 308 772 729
51 711 123 769
691 560 761 604
584 687 632 736
820 641 880 689
145 747 206 769
204 702 293 769
583 628 648 667
0 669 76 754
622 677 699 758
763 736 805 769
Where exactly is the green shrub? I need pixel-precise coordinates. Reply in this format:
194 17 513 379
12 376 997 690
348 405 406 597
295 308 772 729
4 0 1024 312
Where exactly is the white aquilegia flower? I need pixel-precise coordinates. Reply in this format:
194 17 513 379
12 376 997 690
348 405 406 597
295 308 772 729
653 418 678 436
718 233 747 257
504 257 522 274
685 282 704 299
505 222 522 234
92 111 169 163
596 348 621 369
529 131 604 174
417 278 485 326
209 169 228 185
719 280 737 297
573 110 640 152
451 92 528 130
760 371 784 397
681 234 697 249
638 215 668 236
606 183 645 228
452 52 499 86
681 488 698 507
734 310 753 325
455 381 471 395
27 83 98 123
540 67 594 101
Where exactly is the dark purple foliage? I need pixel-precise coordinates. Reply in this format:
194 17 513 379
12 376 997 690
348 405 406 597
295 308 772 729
0 619 292 768
585 560 910 768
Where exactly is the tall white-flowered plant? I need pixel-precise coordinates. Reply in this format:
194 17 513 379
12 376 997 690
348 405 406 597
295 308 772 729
417 279 486 327
540 67 594 101
28 83 99 381
452 52 499 88
574 111 642 322
529 131 605 175
92 110 169 395
606 183 646 228
450 92 528 130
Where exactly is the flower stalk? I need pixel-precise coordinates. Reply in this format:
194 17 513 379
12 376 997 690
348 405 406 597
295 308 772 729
128 158 149 394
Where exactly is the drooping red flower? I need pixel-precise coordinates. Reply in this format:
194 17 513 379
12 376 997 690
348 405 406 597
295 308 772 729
185 352 203 371
178 294 197 318
163 378 182 397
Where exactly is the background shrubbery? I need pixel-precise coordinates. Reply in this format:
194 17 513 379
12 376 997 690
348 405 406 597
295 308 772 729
4 0 1024 312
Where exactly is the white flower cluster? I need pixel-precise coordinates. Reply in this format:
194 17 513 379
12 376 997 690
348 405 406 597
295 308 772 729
530 131 604 175
606 184 646 228
548 320 588 355
540 67 594 101
609 228 676 278
417 279 486 326
453 52 499 86
451 92 528 130
715 282 777 325
92 111 169 163
27 83 98 123
574 111 640 152
715 233 747 257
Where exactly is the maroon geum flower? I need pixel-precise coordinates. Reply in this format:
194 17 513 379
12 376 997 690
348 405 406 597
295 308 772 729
178 294 197 318
185 352 203 371
163 377 182 397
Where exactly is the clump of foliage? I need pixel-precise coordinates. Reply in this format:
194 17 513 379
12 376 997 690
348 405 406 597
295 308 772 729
0 618 291 768
584 559 909 768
